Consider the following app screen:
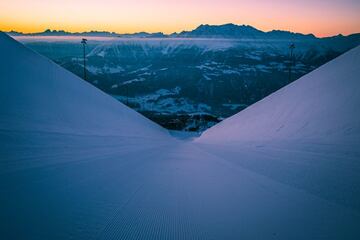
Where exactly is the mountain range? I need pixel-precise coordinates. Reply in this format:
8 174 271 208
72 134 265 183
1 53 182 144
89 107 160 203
6 23 360 39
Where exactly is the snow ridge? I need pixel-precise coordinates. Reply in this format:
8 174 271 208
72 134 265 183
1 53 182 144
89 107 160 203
198 46 360 144
0 32 167 138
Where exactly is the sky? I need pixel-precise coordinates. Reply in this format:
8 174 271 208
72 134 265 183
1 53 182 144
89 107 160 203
0 0 359 37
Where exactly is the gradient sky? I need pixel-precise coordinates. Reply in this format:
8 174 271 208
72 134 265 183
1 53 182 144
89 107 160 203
0 0 359 37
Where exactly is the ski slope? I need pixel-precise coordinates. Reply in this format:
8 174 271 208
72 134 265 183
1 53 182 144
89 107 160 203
196 46 360 217
0 32 167 138
1 32 360 239
198 46 360 144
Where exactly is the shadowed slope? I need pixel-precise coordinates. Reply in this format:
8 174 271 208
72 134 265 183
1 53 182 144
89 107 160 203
196 46 360 212
0 32 167 138
198 46 360 144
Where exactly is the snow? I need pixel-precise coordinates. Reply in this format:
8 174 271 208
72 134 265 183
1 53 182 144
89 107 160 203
128 65 152 74
2 131 360 239
111 87 211 115
196 46 360 219
113 93 211 114
195 62 278 78
86 38 238 57
122 78 146 85
96 50 106 57
222 103 248 110
86 65 125 74
0 32 167 138
1 32 360 239
244 52 262 61
169 130 201 140
199 46 360 144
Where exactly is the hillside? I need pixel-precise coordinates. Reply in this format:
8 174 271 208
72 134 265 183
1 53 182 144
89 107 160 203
196 46 360 214
198 46 360 144
0 32 167 138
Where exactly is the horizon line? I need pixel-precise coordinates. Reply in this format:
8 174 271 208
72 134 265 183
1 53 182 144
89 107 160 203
3 23 359 38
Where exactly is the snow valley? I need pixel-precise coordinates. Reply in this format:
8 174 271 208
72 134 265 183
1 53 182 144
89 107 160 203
1 29 360 240
12 24 360 131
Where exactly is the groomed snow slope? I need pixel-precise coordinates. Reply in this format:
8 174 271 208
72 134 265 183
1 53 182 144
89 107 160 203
0 32 167 138
195 46 360 214
1 33 360 239
198 46 360 144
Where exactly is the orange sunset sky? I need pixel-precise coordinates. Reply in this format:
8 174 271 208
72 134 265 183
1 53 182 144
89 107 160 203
0 0 359 37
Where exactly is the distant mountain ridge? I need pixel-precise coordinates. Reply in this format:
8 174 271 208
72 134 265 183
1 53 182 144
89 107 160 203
6 29 120 37
174 23 317 39
6 23 360 39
